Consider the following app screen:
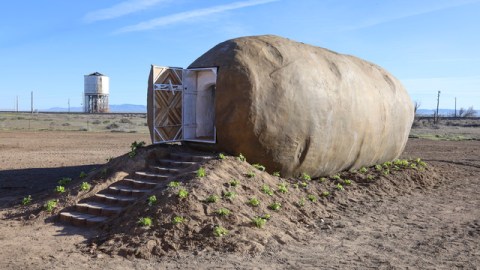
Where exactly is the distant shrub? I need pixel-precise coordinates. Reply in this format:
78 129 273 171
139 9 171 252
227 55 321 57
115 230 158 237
61 123 70 126
120 118 133 124
91 120 101 125
106 123 119 129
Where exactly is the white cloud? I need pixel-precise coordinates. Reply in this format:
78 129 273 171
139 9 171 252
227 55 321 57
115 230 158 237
84 0 168 23
343 0 480 32
114 0 279 34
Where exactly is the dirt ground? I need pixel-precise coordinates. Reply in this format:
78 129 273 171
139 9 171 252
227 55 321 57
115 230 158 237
1 129 479 269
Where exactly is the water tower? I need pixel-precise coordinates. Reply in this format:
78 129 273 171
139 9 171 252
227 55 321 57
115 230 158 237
84 72 109 113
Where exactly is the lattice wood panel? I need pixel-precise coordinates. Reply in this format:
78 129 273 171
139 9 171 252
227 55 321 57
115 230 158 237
153 67 183 142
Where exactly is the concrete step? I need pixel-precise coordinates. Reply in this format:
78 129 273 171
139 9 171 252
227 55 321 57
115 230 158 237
121 178 158 189
149 166 182 175
157 159 198 168
107 185 151 197
59 211 108 227
76 201 123 217
94 193 136 206
169 153 215 162
134 171 171 180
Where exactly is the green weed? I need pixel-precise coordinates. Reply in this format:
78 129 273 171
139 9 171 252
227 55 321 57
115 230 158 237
319 177 327 183
44 199 57 212
22 195 32 206
178 189 189 199
237 153 246 162
245 171 255 178
218 153 226 160
252 217 267 228
215 208 231 216
213 226 229 237
268 202 282 211
261 184 273 196
147 195 157 206
375 164 382 171
336 183 344 190
80 182 91 191
138 217 153 227
300 181 308 188
344 179 352 185
168 181 181 188
331 174 342 181
172 216 185 225
205 194 219 203
54 185 65 193
277 183 288 194
272 171 280 177
307 194 317 202
79 171 87 178
297 198 306 207
253 163 266 172
247 197 260 207
229 179 240 187
366 175 375 181
58 177 72 186
262 214 271 220
129 141 145 158
383 169 390 175
197 167 206 178
301 172 311 181
359 167 368 174
322 191 330 197
223 191 236 201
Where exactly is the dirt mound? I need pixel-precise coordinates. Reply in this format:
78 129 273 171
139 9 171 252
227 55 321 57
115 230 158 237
81 150 439 259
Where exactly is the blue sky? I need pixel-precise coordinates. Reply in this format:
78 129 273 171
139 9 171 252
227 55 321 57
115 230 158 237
1 0 479 111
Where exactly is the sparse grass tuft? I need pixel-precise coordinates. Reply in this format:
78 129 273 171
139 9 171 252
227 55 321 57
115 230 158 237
168 181 181 188
22 195 32 206
223 191 236 201
237 153 246 162
79 171 87 178
301 172 311 181
247 197 260 207
58 177 72 186
268 202 282 211
252 217 267 228
205 194 219 203
322 191 330 197
272 171 280 177
54 185 65 193
277 183 288 194
197 167 206 178
178 189 189 199
229 179 240 187
44 199 57 212
80 182 91 191
245 171 255 178
172 216 185 225
218 153 226 160
261 184 274 196
307 194 317 202
215 208 231 216
147 195 157 206
253 163 266 171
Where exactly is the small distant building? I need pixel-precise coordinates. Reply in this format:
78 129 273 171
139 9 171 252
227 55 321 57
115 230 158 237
84 72 109 113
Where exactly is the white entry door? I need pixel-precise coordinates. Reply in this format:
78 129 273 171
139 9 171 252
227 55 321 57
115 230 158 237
151 65 217 144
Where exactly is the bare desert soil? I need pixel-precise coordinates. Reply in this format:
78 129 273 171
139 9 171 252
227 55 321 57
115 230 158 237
1 127 479 269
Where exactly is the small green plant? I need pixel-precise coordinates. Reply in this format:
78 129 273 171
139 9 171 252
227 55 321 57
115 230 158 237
54 185 65 193
366 175 375 181
359 167 368 174
336 183 344 190
301 172 311 181
253 163 266 172
44 199 57 212
238 153 246 162
277 183 288 194
261 184 274 196
178 189 189 199
147 195 157 206
322 191 330 197
300 181 308 188
79 171 87 179
205 194 220 203
80 182 91 191
262 214 271 220
22 195 32 206
172 216 185 225
223 191 236 201
375 164 382 171
218 153 226 160
197 167 206 178
331 174 342 180
168 181 181 188
138 217 153 227
297 198 306 207
383 169 390 175
247 197 260 207
319 177 327 183
129 141 146 158
215 208 231 216
292 183 299 189
394 159 409 167
344 179 352 185
229 179 240 187
58 177 72 186
245 171 255 178
307 194 317 202
383 161 393 168
213 226 229 237
414 158 427 167
272 171 280 177
252 217 267 228
268 202 281 211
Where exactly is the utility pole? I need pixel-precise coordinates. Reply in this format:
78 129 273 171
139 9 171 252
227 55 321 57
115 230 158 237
31 91 34 114
435 90 441 124
454 97 457 118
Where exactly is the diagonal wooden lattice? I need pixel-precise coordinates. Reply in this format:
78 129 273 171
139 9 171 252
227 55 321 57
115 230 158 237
153 67 183 142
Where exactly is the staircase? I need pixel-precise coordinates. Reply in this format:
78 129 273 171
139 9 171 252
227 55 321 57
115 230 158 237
59 152 213 227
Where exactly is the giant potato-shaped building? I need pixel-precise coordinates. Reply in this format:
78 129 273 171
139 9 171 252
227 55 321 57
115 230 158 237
147 35 414 177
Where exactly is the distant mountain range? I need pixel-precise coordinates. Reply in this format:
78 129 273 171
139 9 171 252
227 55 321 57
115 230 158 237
416 109 479 116
43 104 147 113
